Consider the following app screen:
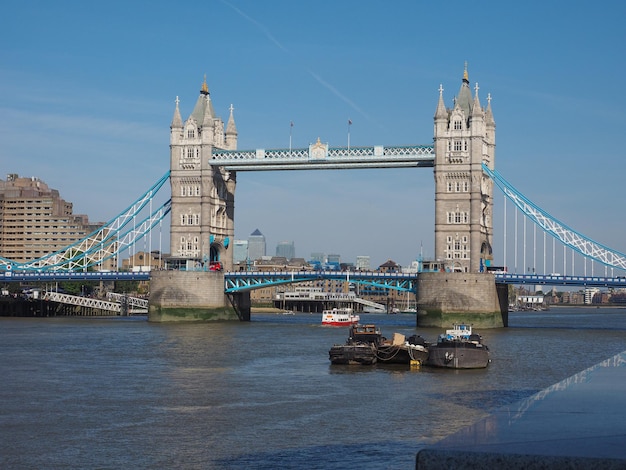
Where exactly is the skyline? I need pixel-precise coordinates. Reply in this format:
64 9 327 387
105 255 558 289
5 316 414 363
1 1 625 269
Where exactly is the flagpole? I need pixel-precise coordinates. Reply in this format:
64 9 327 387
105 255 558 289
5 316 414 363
289 121 293 154
347 119 352 153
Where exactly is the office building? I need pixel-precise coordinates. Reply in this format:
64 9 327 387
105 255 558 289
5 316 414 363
276 241 295 260
0 173 110 266
233 239 248 264
356 256 370 271
247 229 266 262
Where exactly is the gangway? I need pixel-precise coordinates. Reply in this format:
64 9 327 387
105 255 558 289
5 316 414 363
107 292 149 311
353 298 387 312
44 292 122 314
43 292 148 314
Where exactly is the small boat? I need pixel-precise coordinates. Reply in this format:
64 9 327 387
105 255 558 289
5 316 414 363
376 333 429 365
321 307 360 326
328 324 382 365
425 324 490 369
328 342 377 365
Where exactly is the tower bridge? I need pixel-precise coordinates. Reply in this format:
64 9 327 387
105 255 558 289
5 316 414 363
3 66 626 326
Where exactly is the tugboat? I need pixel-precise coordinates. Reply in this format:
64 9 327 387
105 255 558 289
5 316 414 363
328 324 381 365
425 324 490 369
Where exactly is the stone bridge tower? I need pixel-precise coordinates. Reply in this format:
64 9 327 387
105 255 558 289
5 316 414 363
433 65 496 273
168 78 238 271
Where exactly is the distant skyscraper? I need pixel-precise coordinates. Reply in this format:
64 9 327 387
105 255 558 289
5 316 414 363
233 239 248 264
247 229 266 261
327 254 341 264
310 252 325 263
276 241 295 260
356 256 370 271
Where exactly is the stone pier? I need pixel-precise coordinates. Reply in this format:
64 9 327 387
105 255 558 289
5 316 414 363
416 272 508 328
148 270 250 322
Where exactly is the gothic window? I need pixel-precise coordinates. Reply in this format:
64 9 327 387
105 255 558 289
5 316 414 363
180 215 185 225
464 141 468 151
447 182 453 192
186 214 193 225
187 129 195 138
194 214 200 225
453 120 462 130
195 185 201 196
455 181 461 192
463 181 469 192
181 186 186 197
187 148 194 158
447 141 451 151
454 140 462 151
447 236 452 243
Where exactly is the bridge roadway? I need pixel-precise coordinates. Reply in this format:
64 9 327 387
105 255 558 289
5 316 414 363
4 270 626 290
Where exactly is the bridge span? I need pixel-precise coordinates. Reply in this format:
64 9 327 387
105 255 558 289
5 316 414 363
4 269 626 290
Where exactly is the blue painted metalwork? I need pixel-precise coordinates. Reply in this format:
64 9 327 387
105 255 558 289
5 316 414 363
0 271 150 282
495 273 626 288
483 164 626 272
3 269 626 289
0 172 171 272
224 270 416 293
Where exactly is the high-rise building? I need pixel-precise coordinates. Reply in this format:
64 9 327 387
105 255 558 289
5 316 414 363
356 256 370 271
247 229 266 262
0 173 108 266
327 254 341 264
309 252 324 263
233 239 248 264
275 241 295 260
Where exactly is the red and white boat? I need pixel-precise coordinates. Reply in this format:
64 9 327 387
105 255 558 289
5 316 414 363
321 307 360 326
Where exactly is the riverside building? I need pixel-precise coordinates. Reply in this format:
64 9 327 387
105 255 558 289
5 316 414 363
0 173 111 267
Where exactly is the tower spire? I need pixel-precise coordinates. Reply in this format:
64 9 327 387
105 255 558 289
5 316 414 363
171 95 183 129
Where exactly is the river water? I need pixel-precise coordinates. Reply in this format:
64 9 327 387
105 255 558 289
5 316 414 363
2 307 626 469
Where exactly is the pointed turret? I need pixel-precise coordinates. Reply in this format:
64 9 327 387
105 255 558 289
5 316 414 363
456 63 473 119
225 103 238 150
471 82 483 117
434 84 448 120
171 96 183 128
485 92 495 127
189 76 216 125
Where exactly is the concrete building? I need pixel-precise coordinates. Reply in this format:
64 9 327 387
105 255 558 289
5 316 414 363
232 239 248 264
0 173 110 267
433 64 495 273
275 241 295 260
356 256 371 271
247 229 266 262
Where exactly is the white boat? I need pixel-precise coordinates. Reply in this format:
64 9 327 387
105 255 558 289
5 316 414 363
321 307 360 326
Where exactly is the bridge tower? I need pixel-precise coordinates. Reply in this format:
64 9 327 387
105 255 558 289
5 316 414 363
168 78 238 271
433 65 496 273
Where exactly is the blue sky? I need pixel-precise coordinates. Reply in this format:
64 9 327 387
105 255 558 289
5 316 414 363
1 1 625 270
